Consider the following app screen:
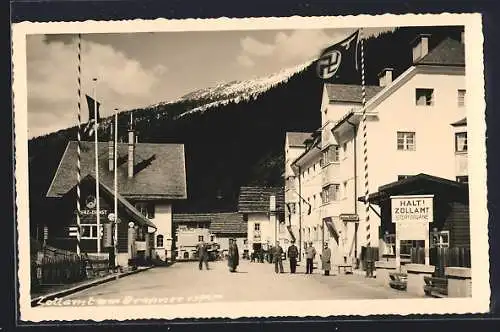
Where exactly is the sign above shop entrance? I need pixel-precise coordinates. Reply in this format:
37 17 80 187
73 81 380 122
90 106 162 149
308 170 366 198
391 195 434 223
339 213 359 222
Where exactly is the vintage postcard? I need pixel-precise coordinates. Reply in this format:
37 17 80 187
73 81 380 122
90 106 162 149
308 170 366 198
12 13 489 322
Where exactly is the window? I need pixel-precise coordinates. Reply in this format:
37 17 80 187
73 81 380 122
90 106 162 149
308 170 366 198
135 202 155 219
80 225 101 239
397 132 416 151
322 184 340 203
313 194 316 208
136 228 145 241
342 142 348 158
400 240 425 257
416 88 434 106
156 234 164 248
254 223 260 231
342 181 348 199
431 230 450 248
383 233 396 256
455 132 467 152
398 175 412 181
458 89 466 107
198 235 204 242
321 145 340 166
210 235 215 242
456 176 469 184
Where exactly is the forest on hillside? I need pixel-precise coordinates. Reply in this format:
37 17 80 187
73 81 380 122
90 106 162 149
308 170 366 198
27 26 463 237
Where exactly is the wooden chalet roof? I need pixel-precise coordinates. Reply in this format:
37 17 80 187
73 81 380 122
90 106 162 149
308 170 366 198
172 212 246 235
238 186 285 213
325 84 383 103
47 141 187 200
416 38 465 66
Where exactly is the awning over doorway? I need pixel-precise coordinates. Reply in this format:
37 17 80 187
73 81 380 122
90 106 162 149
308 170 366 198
69 174 157 230
323 217 339 245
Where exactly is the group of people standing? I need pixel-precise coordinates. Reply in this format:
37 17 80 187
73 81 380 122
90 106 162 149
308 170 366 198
196 238 240 272
283 240 331 276
197 238 332 275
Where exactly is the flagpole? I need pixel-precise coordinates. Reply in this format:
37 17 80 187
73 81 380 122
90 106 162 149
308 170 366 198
114 108 118 267
359 28 371 250
93 77 101 255
75 33 82 256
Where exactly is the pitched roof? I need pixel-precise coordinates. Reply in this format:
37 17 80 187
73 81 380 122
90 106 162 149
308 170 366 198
286 132 313 147
78 174 156 229
47 141 187 200
416 38 465 66
238 186 285 213
358 173 468 205
451 117 467 126
325 84 384 103
210 213 246 234
172 212 246 235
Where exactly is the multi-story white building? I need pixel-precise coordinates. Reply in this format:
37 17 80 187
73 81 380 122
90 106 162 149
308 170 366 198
285 33 467 269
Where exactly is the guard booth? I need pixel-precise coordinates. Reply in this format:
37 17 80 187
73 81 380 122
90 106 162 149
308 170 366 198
358 173 470 271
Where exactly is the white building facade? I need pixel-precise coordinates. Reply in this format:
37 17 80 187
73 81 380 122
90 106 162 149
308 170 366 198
285 34 468 269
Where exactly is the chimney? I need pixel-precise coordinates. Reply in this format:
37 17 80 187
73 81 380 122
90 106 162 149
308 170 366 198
128 113 135 178
378 68 394 87
108 125 114 172
410 34 431 62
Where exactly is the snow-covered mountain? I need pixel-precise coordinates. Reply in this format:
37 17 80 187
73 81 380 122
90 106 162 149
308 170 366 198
145 59 315 120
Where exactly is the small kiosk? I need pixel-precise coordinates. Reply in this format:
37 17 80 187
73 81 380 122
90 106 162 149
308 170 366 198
359 173 470 292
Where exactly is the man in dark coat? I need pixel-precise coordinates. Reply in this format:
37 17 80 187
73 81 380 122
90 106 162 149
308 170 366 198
197 240 209 270
228 238 239 272
287 240 299 273
273 241 284 273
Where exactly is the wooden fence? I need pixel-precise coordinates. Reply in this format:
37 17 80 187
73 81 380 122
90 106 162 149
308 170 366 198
410 246 471 277
31 245 110 292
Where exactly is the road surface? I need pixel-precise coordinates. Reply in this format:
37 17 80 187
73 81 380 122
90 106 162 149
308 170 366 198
61 260 413 304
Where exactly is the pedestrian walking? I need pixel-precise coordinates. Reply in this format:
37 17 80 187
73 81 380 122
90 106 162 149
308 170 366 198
228 238 239 272
273 241 284 273
320 242 332 276
197 240 209 270
305 242 316 274
365 244 375 278
287 240 299 273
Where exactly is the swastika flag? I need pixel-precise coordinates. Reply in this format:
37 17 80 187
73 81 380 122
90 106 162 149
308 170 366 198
316 30 360 82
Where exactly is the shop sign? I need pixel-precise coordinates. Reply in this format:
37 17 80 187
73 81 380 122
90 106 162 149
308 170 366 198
391 195 434 223
136 241 146 251
339 213 359 222
81 209 108 216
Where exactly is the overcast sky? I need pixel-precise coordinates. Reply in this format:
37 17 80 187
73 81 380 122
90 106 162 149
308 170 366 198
27 27 393 138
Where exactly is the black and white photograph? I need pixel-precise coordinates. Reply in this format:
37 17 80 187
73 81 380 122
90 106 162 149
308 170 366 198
12 14 489 321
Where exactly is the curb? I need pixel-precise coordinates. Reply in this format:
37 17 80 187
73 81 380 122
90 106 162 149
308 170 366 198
31 266 154 307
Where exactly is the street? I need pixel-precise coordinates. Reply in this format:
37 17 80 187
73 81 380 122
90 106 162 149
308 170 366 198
61 260 414 304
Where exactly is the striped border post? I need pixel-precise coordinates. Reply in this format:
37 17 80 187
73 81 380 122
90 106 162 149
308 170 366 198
360 28 371 247
76 33 82 256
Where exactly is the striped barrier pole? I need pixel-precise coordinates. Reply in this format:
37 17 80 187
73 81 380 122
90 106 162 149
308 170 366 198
76 33 82 256
360 28 371 247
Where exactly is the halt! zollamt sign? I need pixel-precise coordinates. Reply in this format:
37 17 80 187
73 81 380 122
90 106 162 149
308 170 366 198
391 195 434 223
